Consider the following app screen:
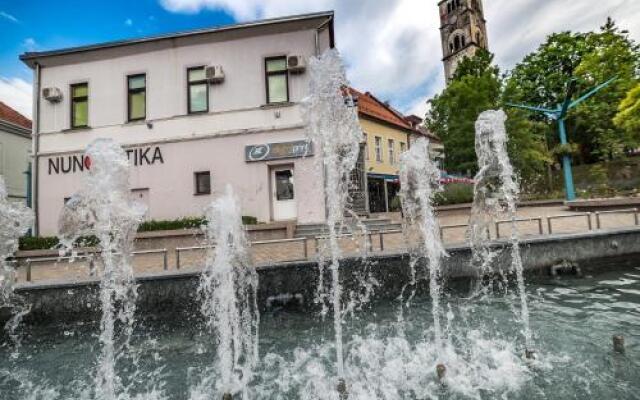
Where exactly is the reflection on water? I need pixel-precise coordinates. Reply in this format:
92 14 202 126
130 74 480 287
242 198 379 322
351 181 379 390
1 266 639 399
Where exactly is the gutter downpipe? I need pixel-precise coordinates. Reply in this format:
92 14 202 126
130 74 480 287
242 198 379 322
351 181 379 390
32 62 41 236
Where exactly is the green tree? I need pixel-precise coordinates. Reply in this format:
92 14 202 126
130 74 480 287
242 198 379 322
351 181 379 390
426 49 501 174
614 83 640 142
574 18 640 160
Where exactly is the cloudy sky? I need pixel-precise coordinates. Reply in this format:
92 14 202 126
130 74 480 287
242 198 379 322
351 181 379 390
1 0 639 120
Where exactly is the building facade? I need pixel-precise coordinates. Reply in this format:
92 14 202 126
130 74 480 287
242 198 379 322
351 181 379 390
21 12 335 236
439 0 488 82
348 89 433 213
0 102 32 202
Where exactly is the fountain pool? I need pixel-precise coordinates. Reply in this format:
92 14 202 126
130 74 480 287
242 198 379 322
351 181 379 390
1 265 639 399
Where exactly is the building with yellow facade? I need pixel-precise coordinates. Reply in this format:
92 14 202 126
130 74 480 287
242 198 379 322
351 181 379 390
348 88 442 213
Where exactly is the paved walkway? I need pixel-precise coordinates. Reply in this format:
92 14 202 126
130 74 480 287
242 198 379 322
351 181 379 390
12 205 640 284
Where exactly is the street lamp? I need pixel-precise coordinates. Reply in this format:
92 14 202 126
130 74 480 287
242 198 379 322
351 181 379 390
507 76 617 201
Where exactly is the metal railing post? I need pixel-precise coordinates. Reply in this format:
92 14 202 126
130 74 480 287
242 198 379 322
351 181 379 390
26 260 32 282
379 231 384 252
495 222 501 239
547 216 553 234
635 208 639 226
595 212 601 230
163 249 168 271
303 238 308 260
587 213 593 230
176 249 181 270
537 217 543 235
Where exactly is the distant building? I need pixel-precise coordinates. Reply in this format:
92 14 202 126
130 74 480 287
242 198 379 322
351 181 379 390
0 102 31 202
347 88 442 214
21 12 335 236
439 0 488 82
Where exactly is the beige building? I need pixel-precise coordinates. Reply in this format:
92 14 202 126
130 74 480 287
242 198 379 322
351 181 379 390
439 0 488 82
0 102 32 202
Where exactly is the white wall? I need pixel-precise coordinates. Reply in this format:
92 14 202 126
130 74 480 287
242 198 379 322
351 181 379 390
0 127 30 201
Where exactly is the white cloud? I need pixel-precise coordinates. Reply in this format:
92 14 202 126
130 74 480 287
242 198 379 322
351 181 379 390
22 37 37 51
158 0 640 114
0 77 32 118
0 11 18 23
125 18 133 26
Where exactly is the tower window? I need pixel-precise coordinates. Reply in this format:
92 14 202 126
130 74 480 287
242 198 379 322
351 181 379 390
454 36 461 51
461 36 466 47
449 43 454 52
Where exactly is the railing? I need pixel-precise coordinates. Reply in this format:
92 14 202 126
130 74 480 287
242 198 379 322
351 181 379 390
495 217 543 239
594 208 639 229
174 245 214 270
439 223 471 240
547 212 592 234
18 248 169 282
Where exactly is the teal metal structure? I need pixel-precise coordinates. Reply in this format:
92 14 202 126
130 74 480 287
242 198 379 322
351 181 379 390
507 76 617 201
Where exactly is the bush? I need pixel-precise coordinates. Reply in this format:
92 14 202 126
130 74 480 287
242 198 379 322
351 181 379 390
19 215 259 250
18 235 99 251
138 217 205 232
434 183 474 206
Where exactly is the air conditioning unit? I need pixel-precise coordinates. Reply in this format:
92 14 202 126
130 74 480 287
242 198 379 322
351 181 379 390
42 87 63 103
205 65 225 84
287 55 306 74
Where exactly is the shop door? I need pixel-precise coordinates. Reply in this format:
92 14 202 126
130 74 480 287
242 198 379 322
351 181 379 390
271 166 297 220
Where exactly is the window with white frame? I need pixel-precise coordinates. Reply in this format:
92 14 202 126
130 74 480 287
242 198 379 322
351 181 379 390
400 142 406 154
363 133 369 160
388 139 395 165
375 136 382 162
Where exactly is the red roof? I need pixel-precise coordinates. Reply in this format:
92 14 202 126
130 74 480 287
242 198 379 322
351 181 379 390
0 102 31 130
346 87 413 131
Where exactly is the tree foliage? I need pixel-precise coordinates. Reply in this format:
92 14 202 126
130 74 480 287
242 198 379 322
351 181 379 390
426 49 549 186
504 18 640 162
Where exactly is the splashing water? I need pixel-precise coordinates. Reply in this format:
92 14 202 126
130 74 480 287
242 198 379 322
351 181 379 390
0 176 34 342
468 110 533 351
303 48 363 384
193 185 259 399
399 138 447 355
58 138 146 400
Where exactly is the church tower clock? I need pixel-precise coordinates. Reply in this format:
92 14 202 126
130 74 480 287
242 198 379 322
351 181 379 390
439 0 489 83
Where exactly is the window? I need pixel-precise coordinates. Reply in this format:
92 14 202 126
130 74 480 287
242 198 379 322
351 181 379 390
188 66 208 113
363 133 369 160
275 170 294 200
375 136 382 162
127 74 146 121
265 56 289 104
70 83 88 128
194 171 211 195
388 139 395 165
400 142 406 154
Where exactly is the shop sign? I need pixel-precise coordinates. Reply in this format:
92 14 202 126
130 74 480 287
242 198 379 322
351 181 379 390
245 140 313 162
47 146 164 175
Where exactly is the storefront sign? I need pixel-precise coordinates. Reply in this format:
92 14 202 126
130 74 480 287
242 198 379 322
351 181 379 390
47 146 164 175
245 140 313 162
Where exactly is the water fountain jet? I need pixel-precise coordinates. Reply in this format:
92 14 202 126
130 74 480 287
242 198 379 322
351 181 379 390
469 110 533 354
197 185 259 399
58 138 146 400
0 176 34 343
303 48 363 391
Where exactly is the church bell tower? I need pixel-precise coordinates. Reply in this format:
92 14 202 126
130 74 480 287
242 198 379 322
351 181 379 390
439 0 489 83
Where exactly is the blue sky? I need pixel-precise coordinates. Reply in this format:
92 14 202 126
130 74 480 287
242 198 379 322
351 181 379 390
0 0 235 79
1 0 639 119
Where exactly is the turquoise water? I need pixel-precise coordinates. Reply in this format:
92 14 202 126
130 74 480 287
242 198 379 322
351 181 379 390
1 265 639 399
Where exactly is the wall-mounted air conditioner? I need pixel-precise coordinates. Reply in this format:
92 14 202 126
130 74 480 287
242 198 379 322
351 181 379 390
287 55 306 74
205 65 225 84
42 87 63 103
